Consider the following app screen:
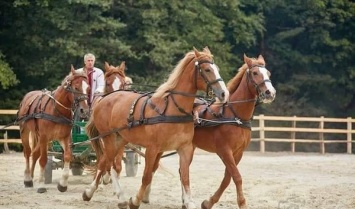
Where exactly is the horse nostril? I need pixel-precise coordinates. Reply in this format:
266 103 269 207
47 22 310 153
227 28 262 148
221 92 225 99
265 90 270 95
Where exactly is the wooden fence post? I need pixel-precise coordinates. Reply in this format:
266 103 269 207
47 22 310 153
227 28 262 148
319 116 325 154
347 117 352 154
291 116 296 153
4 131 10 154
259 114 265 153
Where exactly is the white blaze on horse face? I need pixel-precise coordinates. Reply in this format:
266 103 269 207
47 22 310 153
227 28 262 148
259 67 276 97
112 77 122 91
210 63 229 103
82 80 89 105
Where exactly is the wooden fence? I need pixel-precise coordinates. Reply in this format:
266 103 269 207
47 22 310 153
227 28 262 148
252 115 355 154
1 110 354 154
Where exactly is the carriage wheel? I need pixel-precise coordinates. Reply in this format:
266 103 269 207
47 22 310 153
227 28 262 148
71 162 84 176
44 155 53 184
125 151 139 177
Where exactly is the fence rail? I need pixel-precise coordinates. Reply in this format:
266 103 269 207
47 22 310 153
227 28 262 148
252 115 355 154
1 110 354 154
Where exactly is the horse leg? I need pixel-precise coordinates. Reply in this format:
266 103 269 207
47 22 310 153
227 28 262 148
129 148 159 209
142 152 163 204
22 131 33 187
36 140 48 193
201 168 231 209
82 154 107 201
97 140 111 185
232 153 247 209
178 144 197 209
57 138 72 192
111 145 128 208
205 151 247 209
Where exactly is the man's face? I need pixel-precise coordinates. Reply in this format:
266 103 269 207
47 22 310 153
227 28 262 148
84 57 95 69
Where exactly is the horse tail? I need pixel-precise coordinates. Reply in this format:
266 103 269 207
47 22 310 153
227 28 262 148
85 116 103 162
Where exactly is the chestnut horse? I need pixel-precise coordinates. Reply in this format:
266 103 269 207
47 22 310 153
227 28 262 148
90 61 128 183
17 66 90 193
193 54 275 209
141 54 276 209
84 47 229 209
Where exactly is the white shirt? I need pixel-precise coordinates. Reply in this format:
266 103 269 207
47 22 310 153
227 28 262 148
76 67 105 103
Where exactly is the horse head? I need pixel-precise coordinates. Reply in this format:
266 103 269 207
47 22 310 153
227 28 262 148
65 66 90 118
193 47 229 103
104 61 126 93
244 54 276 103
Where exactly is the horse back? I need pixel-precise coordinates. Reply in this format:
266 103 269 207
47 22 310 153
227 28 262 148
92 90 195 151
18 90 72 141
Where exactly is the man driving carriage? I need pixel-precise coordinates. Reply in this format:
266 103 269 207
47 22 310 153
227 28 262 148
76 53 105 108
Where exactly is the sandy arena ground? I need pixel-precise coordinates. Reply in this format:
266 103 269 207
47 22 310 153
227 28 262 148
0 150 354 209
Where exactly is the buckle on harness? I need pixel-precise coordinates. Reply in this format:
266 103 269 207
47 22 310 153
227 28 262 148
234 118 242 125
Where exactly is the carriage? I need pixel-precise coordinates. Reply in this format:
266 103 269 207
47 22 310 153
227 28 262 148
44 120 141 184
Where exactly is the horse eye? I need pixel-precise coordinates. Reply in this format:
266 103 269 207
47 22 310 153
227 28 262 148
205 69 211 73
253 71 258 76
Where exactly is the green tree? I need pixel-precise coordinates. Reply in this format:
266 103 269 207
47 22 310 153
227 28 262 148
258 0 355 116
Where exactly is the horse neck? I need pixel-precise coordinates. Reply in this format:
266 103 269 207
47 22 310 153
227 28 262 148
52 87 73 118
164 67 197 114
228 74 257 120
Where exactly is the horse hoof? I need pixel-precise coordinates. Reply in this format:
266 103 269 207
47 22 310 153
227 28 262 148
24 180 33 187
37 187 47 193
82 192 92 201
201 200 211 209
128 197 140 209
57 184 67 192
117 201 128 209
142 199 149 204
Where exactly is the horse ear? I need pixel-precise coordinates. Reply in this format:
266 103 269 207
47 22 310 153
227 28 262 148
104 62 110 71
244 54 253 68
193 47 201 57
203 46 211 54
258 55 265 62
120 61 126 70
70 65 75 74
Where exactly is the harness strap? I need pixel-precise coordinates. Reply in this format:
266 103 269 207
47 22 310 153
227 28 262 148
195 117 251 130
127 93 152 126
147 97 168 115
132 115 193 127
16 112 72 125
87 115 193 142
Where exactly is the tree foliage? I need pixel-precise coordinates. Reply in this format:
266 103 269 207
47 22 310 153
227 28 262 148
0 0 354 116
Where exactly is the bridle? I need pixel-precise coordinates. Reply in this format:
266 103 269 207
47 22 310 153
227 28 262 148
169 59 225 115
247 65 272 101
63 75 89 109
105 72 126 91
194 60 224 98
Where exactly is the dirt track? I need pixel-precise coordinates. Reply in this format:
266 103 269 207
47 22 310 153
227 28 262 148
1 150 355 209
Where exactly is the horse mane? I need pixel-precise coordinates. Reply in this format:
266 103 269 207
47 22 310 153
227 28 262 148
60 70 87 87
153 50 213 98
226 64 248 94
